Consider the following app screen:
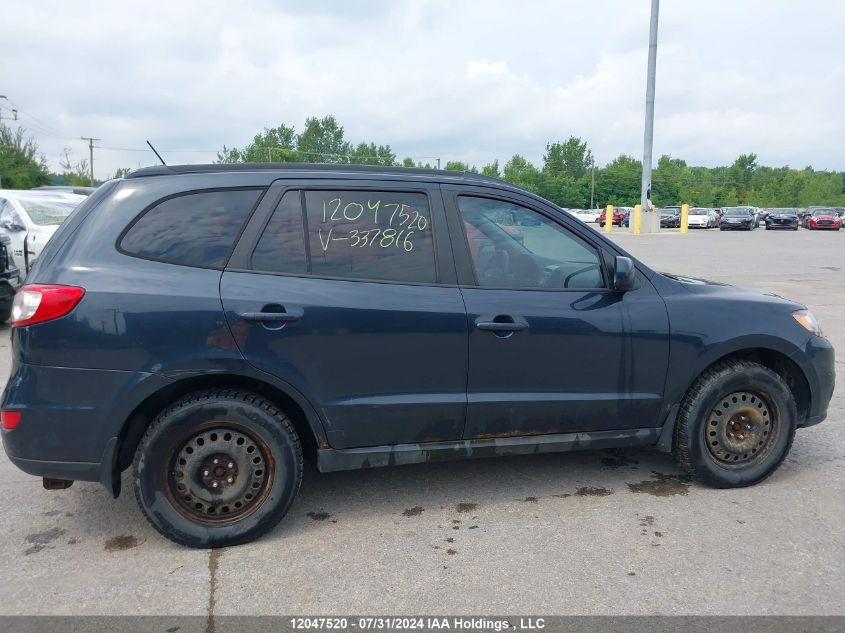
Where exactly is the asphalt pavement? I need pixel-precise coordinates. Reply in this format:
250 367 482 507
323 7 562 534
0 226 842 616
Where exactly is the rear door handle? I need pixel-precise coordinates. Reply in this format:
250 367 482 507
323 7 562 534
475 315 529 332
240 305 303 322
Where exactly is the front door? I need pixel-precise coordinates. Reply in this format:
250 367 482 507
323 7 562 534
443 189 664 439
220 181 468 449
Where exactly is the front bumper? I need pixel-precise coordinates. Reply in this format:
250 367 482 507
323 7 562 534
791 335 836 427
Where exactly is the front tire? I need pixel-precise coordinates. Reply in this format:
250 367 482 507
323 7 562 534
133 390 303 547
673 359 796 488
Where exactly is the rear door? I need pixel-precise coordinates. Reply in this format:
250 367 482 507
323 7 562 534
220 179 468 449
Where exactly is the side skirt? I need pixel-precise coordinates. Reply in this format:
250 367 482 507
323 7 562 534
317 427 661 473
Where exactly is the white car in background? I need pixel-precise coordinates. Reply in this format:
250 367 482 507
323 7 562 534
0 190 86 270
687 207 717 228
567 208 599 223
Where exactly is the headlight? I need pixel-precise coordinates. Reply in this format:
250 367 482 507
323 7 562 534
793 310 823 336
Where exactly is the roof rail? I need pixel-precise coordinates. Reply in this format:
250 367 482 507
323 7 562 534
125 162 504 184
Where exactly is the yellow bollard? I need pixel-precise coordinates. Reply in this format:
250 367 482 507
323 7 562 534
632 204 642 234
680 204 689 234
603 205 614 233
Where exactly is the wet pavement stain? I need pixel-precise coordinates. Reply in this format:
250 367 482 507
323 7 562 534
456 502 478 513
654 531 663 537
627 572 636 576
575 486 613 497
628 471 691 497
67 538 79 545
104 535 141 552
402 506 424 517
43 510 60 517
468 525 479 530
446 549 457 555
600 448 640 469
306 511 331 521
639 515 655 527
24 528 67 555
552 493 572 498
523 496 539 503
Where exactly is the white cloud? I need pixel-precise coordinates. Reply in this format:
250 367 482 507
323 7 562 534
1 0 843 179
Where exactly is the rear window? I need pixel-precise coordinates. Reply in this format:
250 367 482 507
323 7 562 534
120 189 262 268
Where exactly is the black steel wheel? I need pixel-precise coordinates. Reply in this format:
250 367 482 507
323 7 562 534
703 391 778 468
168 426 273 525
673 359 796 488
134 390 302 547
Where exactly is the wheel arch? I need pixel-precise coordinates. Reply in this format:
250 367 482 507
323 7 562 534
116 371 329 476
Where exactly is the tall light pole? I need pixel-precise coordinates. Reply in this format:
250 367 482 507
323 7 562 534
641 0 659 213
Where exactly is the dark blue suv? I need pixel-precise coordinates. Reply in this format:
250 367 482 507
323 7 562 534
1 165 835 547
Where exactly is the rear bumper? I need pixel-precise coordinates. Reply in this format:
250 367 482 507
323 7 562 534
2 362 172 494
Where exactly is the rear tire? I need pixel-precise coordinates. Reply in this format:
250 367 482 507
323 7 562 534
133 389 303 547
673 359 796 488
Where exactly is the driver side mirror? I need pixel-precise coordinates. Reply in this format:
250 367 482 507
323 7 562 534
0 220 24 232
613 256 636 291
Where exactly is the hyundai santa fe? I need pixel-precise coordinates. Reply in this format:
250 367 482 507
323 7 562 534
1 164 835 547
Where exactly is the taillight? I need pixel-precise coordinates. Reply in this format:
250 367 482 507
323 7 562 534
10 285 85 328
1 411 21 430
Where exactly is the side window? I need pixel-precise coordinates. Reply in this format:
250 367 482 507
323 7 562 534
251 191 306 274
304 190 436 283
120 189 262 268
458 196 605 290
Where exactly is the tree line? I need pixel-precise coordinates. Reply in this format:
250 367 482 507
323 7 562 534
2 116 844 209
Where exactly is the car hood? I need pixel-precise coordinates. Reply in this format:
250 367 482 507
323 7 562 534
660 272 805 309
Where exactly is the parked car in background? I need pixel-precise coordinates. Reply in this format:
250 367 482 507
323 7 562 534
599 207 623 227
687 207 716 228
0 191 86 270
568 208 599 223
1 163 834 548
0 234 22 322
32 185 96 196
805 208 842 231
720 207 757 230
660 207 681 228
764 209 800 231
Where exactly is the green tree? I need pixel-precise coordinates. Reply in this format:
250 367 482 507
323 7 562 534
543 137 593 179
215 116 398 166
0 124 50 189
444 160 477 172
502 155 540 192
481 160 501 178
595 154 641 206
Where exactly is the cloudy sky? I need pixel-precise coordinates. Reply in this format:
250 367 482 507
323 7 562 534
2 0 843 179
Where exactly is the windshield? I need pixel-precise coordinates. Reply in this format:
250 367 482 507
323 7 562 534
18 198 78 226
724 208 750 217
812 209 835 216
690 208 708 215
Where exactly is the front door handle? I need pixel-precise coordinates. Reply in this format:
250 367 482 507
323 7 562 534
240 304 303 323
475 315 529 332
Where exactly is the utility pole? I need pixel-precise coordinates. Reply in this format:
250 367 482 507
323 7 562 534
641 0 659 214
81 136 101 185
0 95 18 124
590 157 596 209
